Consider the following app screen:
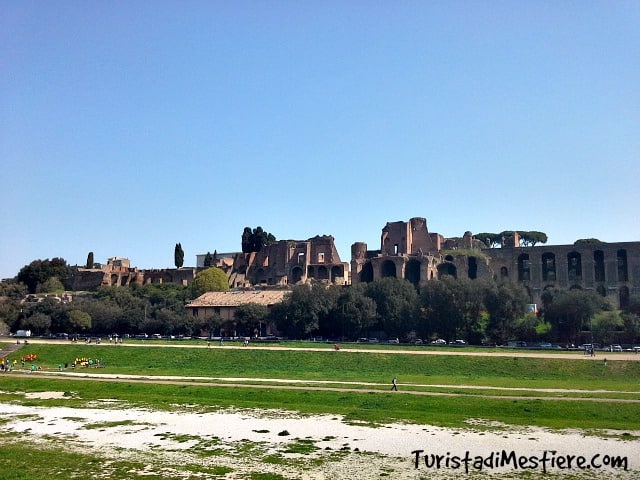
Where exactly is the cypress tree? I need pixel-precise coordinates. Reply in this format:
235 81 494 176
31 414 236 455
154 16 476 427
174 243 184 268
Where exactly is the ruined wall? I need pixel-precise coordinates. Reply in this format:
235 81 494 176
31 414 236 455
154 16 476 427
242 236 346 287
351 217 640 309
485 242 640 308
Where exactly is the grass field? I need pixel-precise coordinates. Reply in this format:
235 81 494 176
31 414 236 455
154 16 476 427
1 341 640 430
1 341 640 479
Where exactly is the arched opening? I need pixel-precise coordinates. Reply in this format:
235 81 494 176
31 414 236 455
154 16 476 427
567 252 582 282
467 257 477 279
517 254 530 281
255 268 268 285
360 262 373 283
317 265 329 280
381 260 397 278
596 285 606 297
437 262 457 279
594 250 605 282
405 259 421 287
617 249 628 282
307 266 315 278
619 286 630 309
331 265 343 282
290 266 303 284
542 252 556 281
500 266 509 278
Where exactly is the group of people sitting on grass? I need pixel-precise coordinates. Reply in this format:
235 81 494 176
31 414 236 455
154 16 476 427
71 357 103 368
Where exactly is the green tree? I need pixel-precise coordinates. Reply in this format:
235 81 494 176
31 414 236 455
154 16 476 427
365 277 418 338
542 289 606 344
203 312 224 337
241 226 277 253
330 283 377 340
574 238 605 246
174 243 184 269
512 312 545 343
621 312 640 344
474 233 502 248
591 311 623 346
203 252 213 268
86 252 94 269
519 231 548 247
21 312 52 335
74 297 123 334
273 283 337 339
241 227 253 253
192 268 229 296
68 309 92 332
17 258 71 293
234 303 268 337
418 278 460 341
484 280 529 344
39 276 65 293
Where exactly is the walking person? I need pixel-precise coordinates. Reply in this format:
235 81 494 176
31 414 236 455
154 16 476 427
391 376 398 391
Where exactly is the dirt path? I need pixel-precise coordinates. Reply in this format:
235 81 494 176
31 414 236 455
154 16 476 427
8 370 640 403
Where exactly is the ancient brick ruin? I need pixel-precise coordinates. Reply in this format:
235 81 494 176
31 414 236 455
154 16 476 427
350 217 640 309
69 218 639 309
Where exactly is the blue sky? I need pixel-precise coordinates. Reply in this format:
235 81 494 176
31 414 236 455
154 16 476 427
1 1 638 279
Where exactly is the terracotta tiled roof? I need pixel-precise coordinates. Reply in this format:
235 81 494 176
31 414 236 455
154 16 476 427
186 290 288 308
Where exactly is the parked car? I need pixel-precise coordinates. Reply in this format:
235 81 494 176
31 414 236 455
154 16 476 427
430 339 446 345
609 344 622 352
450 339 467 345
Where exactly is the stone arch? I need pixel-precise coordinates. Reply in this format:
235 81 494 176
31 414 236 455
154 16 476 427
307 266 315 278
405 259 421 287
542 252 556 282
500 266 509 278
317 265 329 280
467 257 477 279
619 286 630 309
594 250 605 282
381 260 397 278
111 274 119 285
617 249 628 281
290 266 303 284
437 262 457 279
596 285 606 297
517 254 530 281
331 265 343 282
255 268 268 285
567 252 582 282
360 262 373 283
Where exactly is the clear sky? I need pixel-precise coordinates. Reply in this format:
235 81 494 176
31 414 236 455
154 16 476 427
1 1 639 279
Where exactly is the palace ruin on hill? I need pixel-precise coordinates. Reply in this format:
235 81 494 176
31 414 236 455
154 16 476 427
70 217 640 309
